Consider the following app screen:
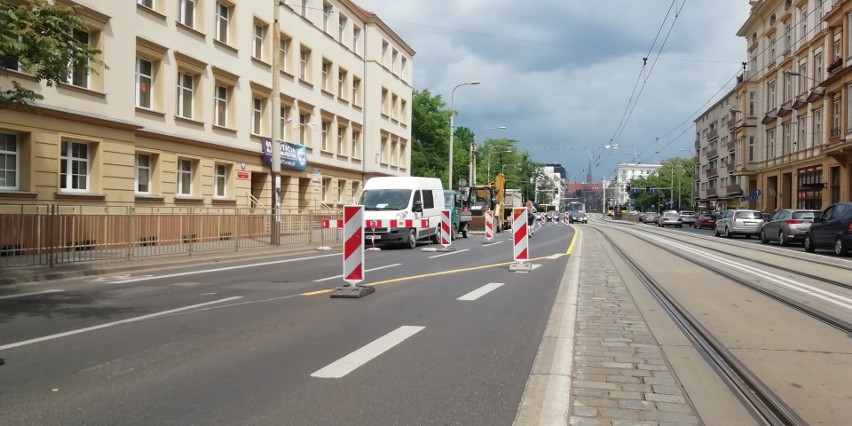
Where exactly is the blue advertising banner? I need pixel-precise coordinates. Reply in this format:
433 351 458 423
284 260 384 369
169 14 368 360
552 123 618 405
262 138 308 171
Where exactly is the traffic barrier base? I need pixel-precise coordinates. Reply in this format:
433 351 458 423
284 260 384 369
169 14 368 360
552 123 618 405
509 261 532 272
330 284 376 298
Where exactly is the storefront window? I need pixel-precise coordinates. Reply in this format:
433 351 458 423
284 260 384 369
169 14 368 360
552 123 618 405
796 166 823 209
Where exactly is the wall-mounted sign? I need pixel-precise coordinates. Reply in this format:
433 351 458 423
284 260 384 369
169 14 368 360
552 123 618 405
262 138 308 171
236 171 250 180
740 188 761 202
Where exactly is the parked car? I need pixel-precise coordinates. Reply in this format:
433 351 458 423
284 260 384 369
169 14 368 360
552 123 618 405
693 213 717 229
569 211 588 224
642 212 660 224
658 211 683 228
679 210 696 225
759 209 821 246
804 202 852 256
714 209 764 238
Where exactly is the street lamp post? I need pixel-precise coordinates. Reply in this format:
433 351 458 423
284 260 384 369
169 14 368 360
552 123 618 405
270 0 283 245
471 126 506 184
449 81 480 190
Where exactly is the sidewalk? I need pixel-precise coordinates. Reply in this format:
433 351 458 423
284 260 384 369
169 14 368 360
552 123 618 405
568 229 701 425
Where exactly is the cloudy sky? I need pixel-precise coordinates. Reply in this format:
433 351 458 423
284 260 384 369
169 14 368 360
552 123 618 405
356 0 752 182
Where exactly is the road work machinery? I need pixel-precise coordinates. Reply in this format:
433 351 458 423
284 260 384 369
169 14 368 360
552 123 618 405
464 173 507 233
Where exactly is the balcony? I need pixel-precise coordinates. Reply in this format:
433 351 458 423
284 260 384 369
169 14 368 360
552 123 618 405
727 118 736 129
727 138 735 151
707 166 719 178
707 148 718 159
707 128 719 141
707 188 717 198
827 57 843 73
726 161 735 172
726 184 743 196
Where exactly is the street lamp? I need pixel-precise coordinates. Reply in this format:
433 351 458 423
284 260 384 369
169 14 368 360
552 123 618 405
470 126 507 184
784 70 822 89
449 81 480 190
487 149 512 178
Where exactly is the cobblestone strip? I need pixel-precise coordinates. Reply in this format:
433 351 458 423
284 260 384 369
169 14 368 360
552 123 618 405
569 232 702 426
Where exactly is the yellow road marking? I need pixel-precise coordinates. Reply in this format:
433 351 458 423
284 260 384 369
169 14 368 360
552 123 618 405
300 228 579 296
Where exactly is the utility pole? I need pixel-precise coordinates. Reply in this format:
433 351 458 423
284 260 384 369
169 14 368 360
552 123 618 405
270 0 282 245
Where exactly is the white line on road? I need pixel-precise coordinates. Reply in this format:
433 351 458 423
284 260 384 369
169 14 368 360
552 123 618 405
482 240 504 247
312 263 402 282
311 325 425 379
0 289 64 300
107 253 340 284
0 296 242 351
429 248 470 259
457 282 504 301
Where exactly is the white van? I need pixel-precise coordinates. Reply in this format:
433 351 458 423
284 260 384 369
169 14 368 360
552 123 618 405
358 177 445 248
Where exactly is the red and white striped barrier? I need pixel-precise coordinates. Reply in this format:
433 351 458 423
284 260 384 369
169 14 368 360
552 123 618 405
322 219 344 229
512 208 529 263
484 211 494 241
440 209 451 247
342 205 364 284
324 218 430 229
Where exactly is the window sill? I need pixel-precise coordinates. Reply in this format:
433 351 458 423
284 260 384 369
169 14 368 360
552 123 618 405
0 69 38 83
321 89 334 98
212 197 237 204
176 22 206 40
353 105 362 112
54 192 106 200
337 98 350 107
280 70 295 81
136 107 166 118
298 79 314 89
174 115 205 127
56 83 106 99
136 3 166 21
135 194 165 201
212 124 238 134
174 195 204 203
251 57 271 70
214 39 239 55
0 190 38 198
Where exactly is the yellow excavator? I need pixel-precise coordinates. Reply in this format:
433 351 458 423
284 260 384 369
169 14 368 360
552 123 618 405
464 173 507 232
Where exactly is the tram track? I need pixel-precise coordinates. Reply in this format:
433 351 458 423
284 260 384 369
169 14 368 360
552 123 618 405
590 227 806 425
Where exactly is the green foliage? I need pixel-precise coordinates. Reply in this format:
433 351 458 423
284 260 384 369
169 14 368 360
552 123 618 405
0 0 102 109
627 157 694 211
411 89 451 184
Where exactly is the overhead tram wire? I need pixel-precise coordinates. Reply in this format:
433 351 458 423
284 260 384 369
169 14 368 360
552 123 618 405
635 2 827 165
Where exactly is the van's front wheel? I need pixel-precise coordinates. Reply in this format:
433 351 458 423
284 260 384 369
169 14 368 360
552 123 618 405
406 229 417 249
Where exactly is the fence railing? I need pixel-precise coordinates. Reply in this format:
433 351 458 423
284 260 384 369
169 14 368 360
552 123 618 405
0 204 343 268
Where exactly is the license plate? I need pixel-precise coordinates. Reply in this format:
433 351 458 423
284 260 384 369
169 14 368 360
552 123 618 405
743 221 755 225
366 234 381 240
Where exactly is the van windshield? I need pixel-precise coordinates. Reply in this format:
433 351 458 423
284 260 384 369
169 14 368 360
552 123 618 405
360 189 412 210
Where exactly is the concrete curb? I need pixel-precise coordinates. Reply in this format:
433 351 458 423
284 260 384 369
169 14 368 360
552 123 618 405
0 244 341 287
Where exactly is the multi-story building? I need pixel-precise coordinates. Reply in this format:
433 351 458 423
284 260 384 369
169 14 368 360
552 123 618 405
694 89 753 212
541 163 567 208
717 0 851 214
0 0 414 211
613 163 662 208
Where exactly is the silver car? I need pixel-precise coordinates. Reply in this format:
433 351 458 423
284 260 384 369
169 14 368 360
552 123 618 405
658 211 683 228
715 209 765 238
759 209 821 246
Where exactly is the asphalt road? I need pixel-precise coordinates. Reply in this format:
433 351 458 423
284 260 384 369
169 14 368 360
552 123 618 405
0 222 576 425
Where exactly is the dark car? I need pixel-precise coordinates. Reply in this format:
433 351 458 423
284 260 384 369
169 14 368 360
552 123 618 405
804 202 852 256
569 211 588 224
693 213 717 229
759 209 821 246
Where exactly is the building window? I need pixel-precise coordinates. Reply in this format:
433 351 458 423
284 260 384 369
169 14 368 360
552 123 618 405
352 77 361 106
177 158 193 196
748 136 754 162
299 113 308 146
381 41 388 66
833 99 841 135
177 71 194 119
338 68 347 99
797 116 806 150
253 23 266 60
338 15 347 43
179 0 195 27
797 166 823 209
766 129 775 160
391 49 398 73
216 2 231 44
300 0 307 16
252 97 264 135
337 179 345 203
782 123 792 155
138 0 154 9
380 136 388 163
279 35 291 72
351 130 360 158
813 108 823 147
300 47 311 81
352 26 361 55
215 84 230 127
322 177 331 202
280 105 292 139
135 153 151 194
60 140 89 192
321 120 330 151
847 84 852 132
321 60 330 91
767 80 776 109
814 52 823 82
214 163 228 198
337 125 345 154
136 58 153 109
381 88 388 115
66 28 90 88
830 166 840 204
323 3 332 32
0 132 18 190
783 71 793 102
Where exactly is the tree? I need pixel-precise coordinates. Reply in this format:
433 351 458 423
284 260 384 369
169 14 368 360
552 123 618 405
0 0 102 109
411 89 450 184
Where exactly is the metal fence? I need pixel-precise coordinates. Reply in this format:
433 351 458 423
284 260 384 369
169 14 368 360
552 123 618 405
0 204 343 268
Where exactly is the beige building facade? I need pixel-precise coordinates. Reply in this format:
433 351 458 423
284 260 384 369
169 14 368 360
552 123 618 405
0 0 414 211
701 0 852 214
